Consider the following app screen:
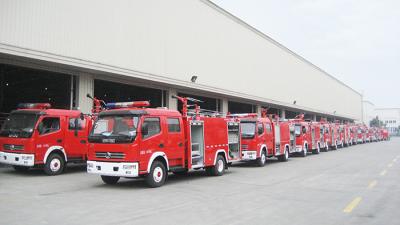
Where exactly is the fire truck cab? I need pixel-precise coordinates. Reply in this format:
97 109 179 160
237 113 289 167
87 97 241 188
0 103 92 175
290 115 320 156
356 125 367 144
337 124 346 148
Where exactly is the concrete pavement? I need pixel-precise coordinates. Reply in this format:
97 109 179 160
0 138 399 225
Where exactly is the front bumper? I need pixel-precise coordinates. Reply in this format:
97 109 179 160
241 151 257 160
294 146 303 153
0 151 35 167
87 161 139 177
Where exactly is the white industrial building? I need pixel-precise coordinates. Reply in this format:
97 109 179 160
374 108 400 135
0 0 362 122
362 100 376 125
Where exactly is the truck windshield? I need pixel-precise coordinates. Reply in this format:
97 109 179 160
240 122 256 139
295 125 301 136
89 115 140 143
0 113 39 138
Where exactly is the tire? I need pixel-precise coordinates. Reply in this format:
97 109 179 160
332 142 338 150
44 153 65 176
301 145 307 157
101 175 120 185
13 165 30 172
256 150 267 167
208 155 226 176
313 144 320 154
145 160 167 188
278 147 289 162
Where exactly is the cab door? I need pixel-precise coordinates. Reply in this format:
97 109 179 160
64 117 89 160
34 116 64 164
165 117 185 167
139 116 166 170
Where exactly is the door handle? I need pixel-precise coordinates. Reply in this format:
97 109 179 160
178 143 183 147
80 140 87 144
56 139 62 143
159 143 164 148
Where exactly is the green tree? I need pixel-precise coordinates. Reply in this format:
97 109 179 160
369 116 383 128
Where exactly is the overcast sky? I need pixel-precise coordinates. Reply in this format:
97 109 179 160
212 0 400 108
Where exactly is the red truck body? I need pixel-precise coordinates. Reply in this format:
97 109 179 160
356 125 367 144
0 104 93 175
237 114 290 166
289 115 321 156
87 98 241 187
381 129 389 141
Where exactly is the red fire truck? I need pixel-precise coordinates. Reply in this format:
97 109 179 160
289 115 320 156
348 124 357 145
234 113 290 167
337 123 345 148
0 95 104 175
356 125 367 144
369 128 378 142
0 103 93 175
328 123 340 149
381 129 389 141
319 120 331 151
86 96 241 188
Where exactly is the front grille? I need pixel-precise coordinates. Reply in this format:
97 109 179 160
95 152 125 159
3 144 24 151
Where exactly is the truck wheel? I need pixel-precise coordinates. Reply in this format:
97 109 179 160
13 166 30 172
278 148 289 162
256 150 267 167
209 155 226 176
145 161 167 188
313 144 320 154
301 146 307 157
101 176 120 185
44 153 65 176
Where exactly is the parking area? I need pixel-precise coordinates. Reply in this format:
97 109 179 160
0 139 399 225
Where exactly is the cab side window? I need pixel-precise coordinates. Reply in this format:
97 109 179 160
68 118 86 130
142 117 161 139
167 118 181 133
38 117 60 135
265 123 272 133
257 123 264 135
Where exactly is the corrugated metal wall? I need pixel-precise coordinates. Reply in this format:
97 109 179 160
0 0 362 120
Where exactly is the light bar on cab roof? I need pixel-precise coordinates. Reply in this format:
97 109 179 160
227 113 258 118
17 103 51 109
106 101 150 109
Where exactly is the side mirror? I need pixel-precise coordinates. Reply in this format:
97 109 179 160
80 113 85 120
302 127 307 134
258 126 263 135
141 124 149 136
